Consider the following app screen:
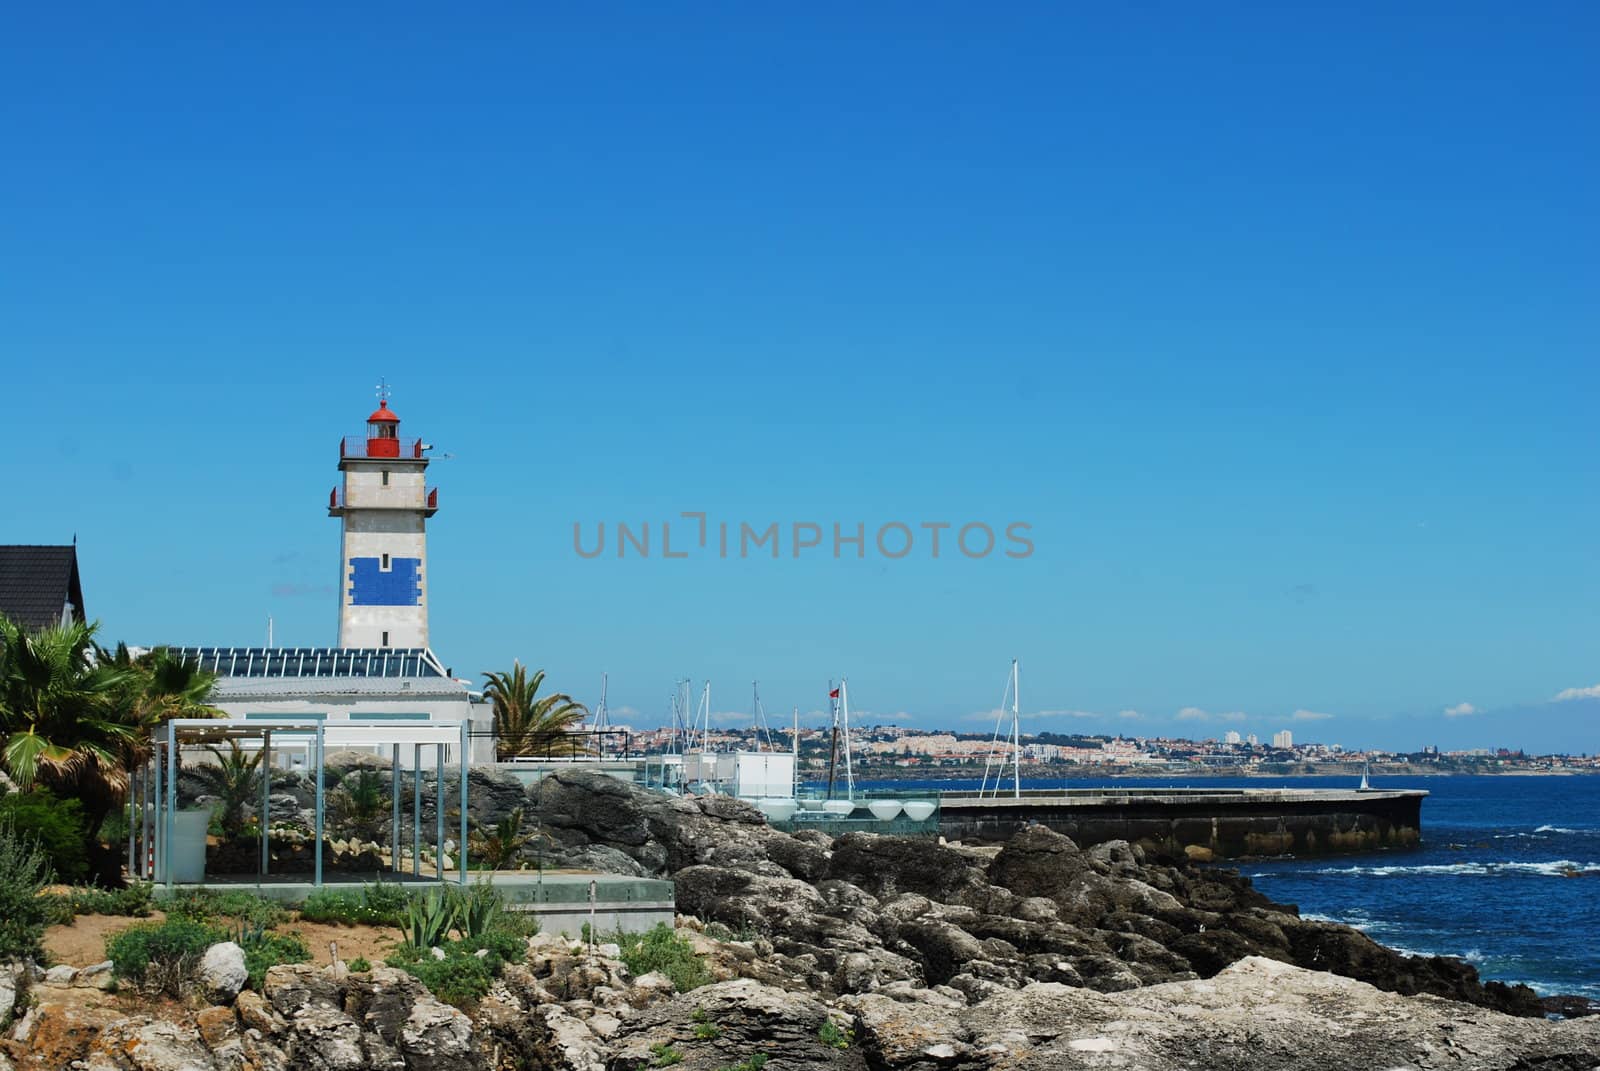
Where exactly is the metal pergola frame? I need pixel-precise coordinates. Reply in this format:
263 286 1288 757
128 717 470 890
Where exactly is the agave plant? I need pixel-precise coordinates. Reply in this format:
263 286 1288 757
404 888 459 951
454 882 503 940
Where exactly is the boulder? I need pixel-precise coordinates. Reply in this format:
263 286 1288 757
197 943 248 1004
608 978 867 1069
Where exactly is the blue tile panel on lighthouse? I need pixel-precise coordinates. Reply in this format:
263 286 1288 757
348 557 422 605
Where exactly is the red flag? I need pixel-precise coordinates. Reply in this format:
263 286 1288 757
829 688 840 698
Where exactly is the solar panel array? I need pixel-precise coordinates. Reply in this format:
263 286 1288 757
163 647 446 679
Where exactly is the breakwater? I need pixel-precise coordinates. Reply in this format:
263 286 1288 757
937 787 1427 859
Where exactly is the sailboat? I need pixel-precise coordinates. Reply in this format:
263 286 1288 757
978 659 1023 800
1357 762 1373 792
822 679 857 814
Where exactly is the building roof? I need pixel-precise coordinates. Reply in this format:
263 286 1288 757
368 402 400 423
163 646 449 680
0 545 85 632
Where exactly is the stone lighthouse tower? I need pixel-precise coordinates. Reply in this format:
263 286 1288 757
329 389 439 648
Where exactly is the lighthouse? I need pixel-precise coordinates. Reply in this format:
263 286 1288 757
329 388 439 649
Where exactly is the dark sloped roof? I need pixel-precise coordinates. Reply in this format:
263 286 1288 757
0 545 85 632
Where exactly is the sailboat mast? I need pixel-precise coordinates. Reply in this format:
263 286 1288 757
825 679 840 800
1011 659 1021 799
841 678 855 800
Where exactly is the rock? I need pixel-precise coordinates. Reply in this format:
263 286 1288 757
0 962 24 1025
96 1018 218 1071
194 1004 237 1047
42 965 78 986
937 957 1600 1069
234 989 284 1036
197 943 248 1004
398 994 481 1071
609 978 865 1068
285 1002 365 1070
74 961 115 991
538 1005 607 1071
840 991 969 1068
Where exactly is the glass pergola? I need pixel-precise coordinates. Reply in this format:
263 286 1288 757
129 717 471 889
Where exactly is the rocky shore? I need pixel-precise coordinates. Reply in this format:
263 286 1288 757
4 766 1596 1070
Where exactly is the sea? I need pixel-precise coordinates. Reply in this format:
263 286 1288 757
843 773 1600 999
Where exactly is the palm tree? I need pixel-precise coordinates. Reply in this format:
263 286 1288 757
101 643 225 777
0 616 135 796
187 741 265 838
0 620 224 883
482 662 589 759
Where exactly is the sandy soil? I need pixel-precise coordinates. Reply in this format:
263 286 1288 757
44 911 167 968
280 919 402 968
43 911 401 970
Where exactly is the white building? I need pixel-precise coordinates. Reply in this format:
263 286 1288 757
1223 730 1242 745
1272 729 1293 749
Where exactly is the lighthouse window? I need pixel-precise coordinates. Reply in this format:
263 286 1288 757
381 470 389 486
381 631 390 648
381 553 391 571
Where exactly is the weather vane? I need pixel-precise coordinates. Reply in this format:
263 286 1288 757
375 378 391 406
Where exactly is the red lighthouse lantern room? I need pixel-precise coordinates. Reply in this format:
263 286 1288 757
366 400 401 458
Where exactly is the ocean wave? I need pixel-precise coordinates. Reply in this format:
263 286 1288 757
1534 825 1589 834
1302 860 1600 878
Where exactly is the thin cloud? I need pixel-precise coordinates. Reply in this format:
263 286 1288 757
1554 685 1600 702
1291 709 1334 722
1176 707 1246 723
965 707 1093 724
1117 709 1143 720
1442 702 1478 718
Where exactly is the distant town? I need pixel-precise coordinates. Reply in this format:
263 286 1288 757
618 723 1599 776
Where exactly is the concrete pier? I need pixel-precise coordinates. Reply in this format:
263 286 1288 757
937 787 1427 859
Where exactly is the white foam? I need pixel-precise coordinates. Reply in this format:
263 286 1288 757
1305 860 1600 878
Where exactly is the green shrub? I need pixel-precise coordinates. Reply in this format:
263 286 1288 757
298 889 363 925
718 1056 767 1071
0 817 56 961
614 924 711 992
386 945 494 1007
69 882 155 918
106 917 225 996
234 925 310 990
166 888 286 928
360 879 412 925
38 892 75 927
818 1020 852 1049
299 879 414 928
649 1043 684 1067
347 956 371 972
0 791 88 883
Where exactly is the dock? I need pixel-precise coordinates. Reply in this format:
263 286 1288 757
936 786 1428 859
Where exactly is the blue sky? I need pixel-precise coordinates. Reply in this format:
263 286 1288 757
3 4 1596 753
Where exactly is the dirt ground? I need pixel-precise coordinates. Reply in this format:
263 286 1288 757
43 912 167 968
279 919 402 967
42 911 402 970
